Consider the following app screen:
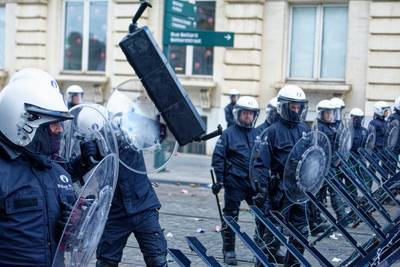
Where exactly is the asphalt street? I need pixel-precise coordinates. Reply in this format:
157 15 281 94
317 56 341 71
88 153 400 266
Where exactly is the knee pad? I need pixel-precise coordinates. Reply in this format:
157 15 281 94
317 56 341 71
144 254 168 267
96 259 119 267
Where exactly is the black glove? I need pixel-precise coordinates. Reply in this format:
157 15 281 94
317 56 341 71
212 183 223 194
80 140 101 164
58 201 74 230
252 191 272 214
79 194 96 211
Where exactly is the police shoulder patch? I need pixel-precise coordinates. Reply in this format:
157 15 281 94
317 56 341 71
59 175 69 183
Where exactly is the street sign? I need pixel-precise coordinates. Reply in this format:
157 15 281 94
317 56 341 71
165 0 196 18
165 13 196 31
163 29 234 47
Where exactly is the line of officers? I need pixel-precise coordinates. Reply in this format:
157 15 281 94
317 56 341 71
212 86 400 266
0 69 168 267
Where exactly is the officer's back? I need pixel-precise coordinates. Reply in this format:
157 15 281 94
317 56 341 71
116 143 160 214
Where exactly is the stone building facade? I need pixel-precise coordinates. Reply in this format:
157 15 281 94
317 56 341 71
0 0 399 154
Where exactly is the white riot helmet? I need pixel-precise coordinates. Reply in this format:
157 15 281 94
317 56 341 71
10 68 59 85
277 85 308 123
232 96 260 128
265 96 279 124
350 108 364 127
316 99 336 124
0 68 72 152
76 105 107 137
374 101 391 118
394 96 400 112
66 85 84 108
229 89 240 104
229 89 240 96
60 103 116 162
331 97 346 122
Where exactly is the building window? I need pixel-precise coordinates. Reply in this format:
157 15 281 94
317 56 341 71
167 1 215 76
0 6 5 69
288 5 348 81
63 0 107 72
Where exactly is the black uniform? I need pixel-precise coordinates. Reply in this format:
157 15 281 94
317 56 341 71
224 103 235 128
387 111 400 156
212 124 260 253
0 140 76 267
253 118 310 266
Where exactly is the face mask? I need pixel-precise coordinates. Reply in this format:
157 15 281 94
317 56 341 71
352 116 363 127
25 125 62 156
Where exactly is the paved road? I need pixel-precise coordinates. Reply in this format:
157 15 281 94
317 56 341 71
149 153 212 185
85 153 400 266
88 182 399 266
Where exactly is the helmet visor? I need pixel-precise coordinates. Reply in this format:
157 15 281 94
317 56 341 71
318 109 335 124
279 101 308 123
235 108 259 128
351 115 364 127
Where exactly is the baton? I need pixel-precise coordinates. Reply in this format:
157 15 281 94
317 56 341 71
210 169 224 225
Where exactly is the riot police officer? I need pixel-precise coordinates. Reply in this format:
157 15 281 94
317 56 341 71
387 96 400 156
0 68 76 266
95 144 168 267
310 100 348 233
212 96 260 265
369 101 391 150
350 108 368 154
253 85 310 266
71 108 168 267
256 96 279 135
331 97 346 129
66 84 84 109
224 89 240 128
348 108 371 193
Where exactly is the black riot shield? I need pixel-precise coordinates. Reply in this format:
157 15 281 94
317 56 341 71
283 131 331 203
52 154 119 267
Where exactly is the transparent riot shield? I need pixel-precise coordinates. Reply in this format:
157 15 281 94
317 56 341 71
106 79 178 174
385 120 400 151
249 128 269 192
52 153 119 267
365 125 376 151
283 131 331 203
333 119 354 166
60 104 119 166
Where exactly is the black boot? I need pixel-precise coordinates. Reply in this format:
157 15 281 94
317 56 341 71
222 225 237 265
144 254 168 267
223 251 237 265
